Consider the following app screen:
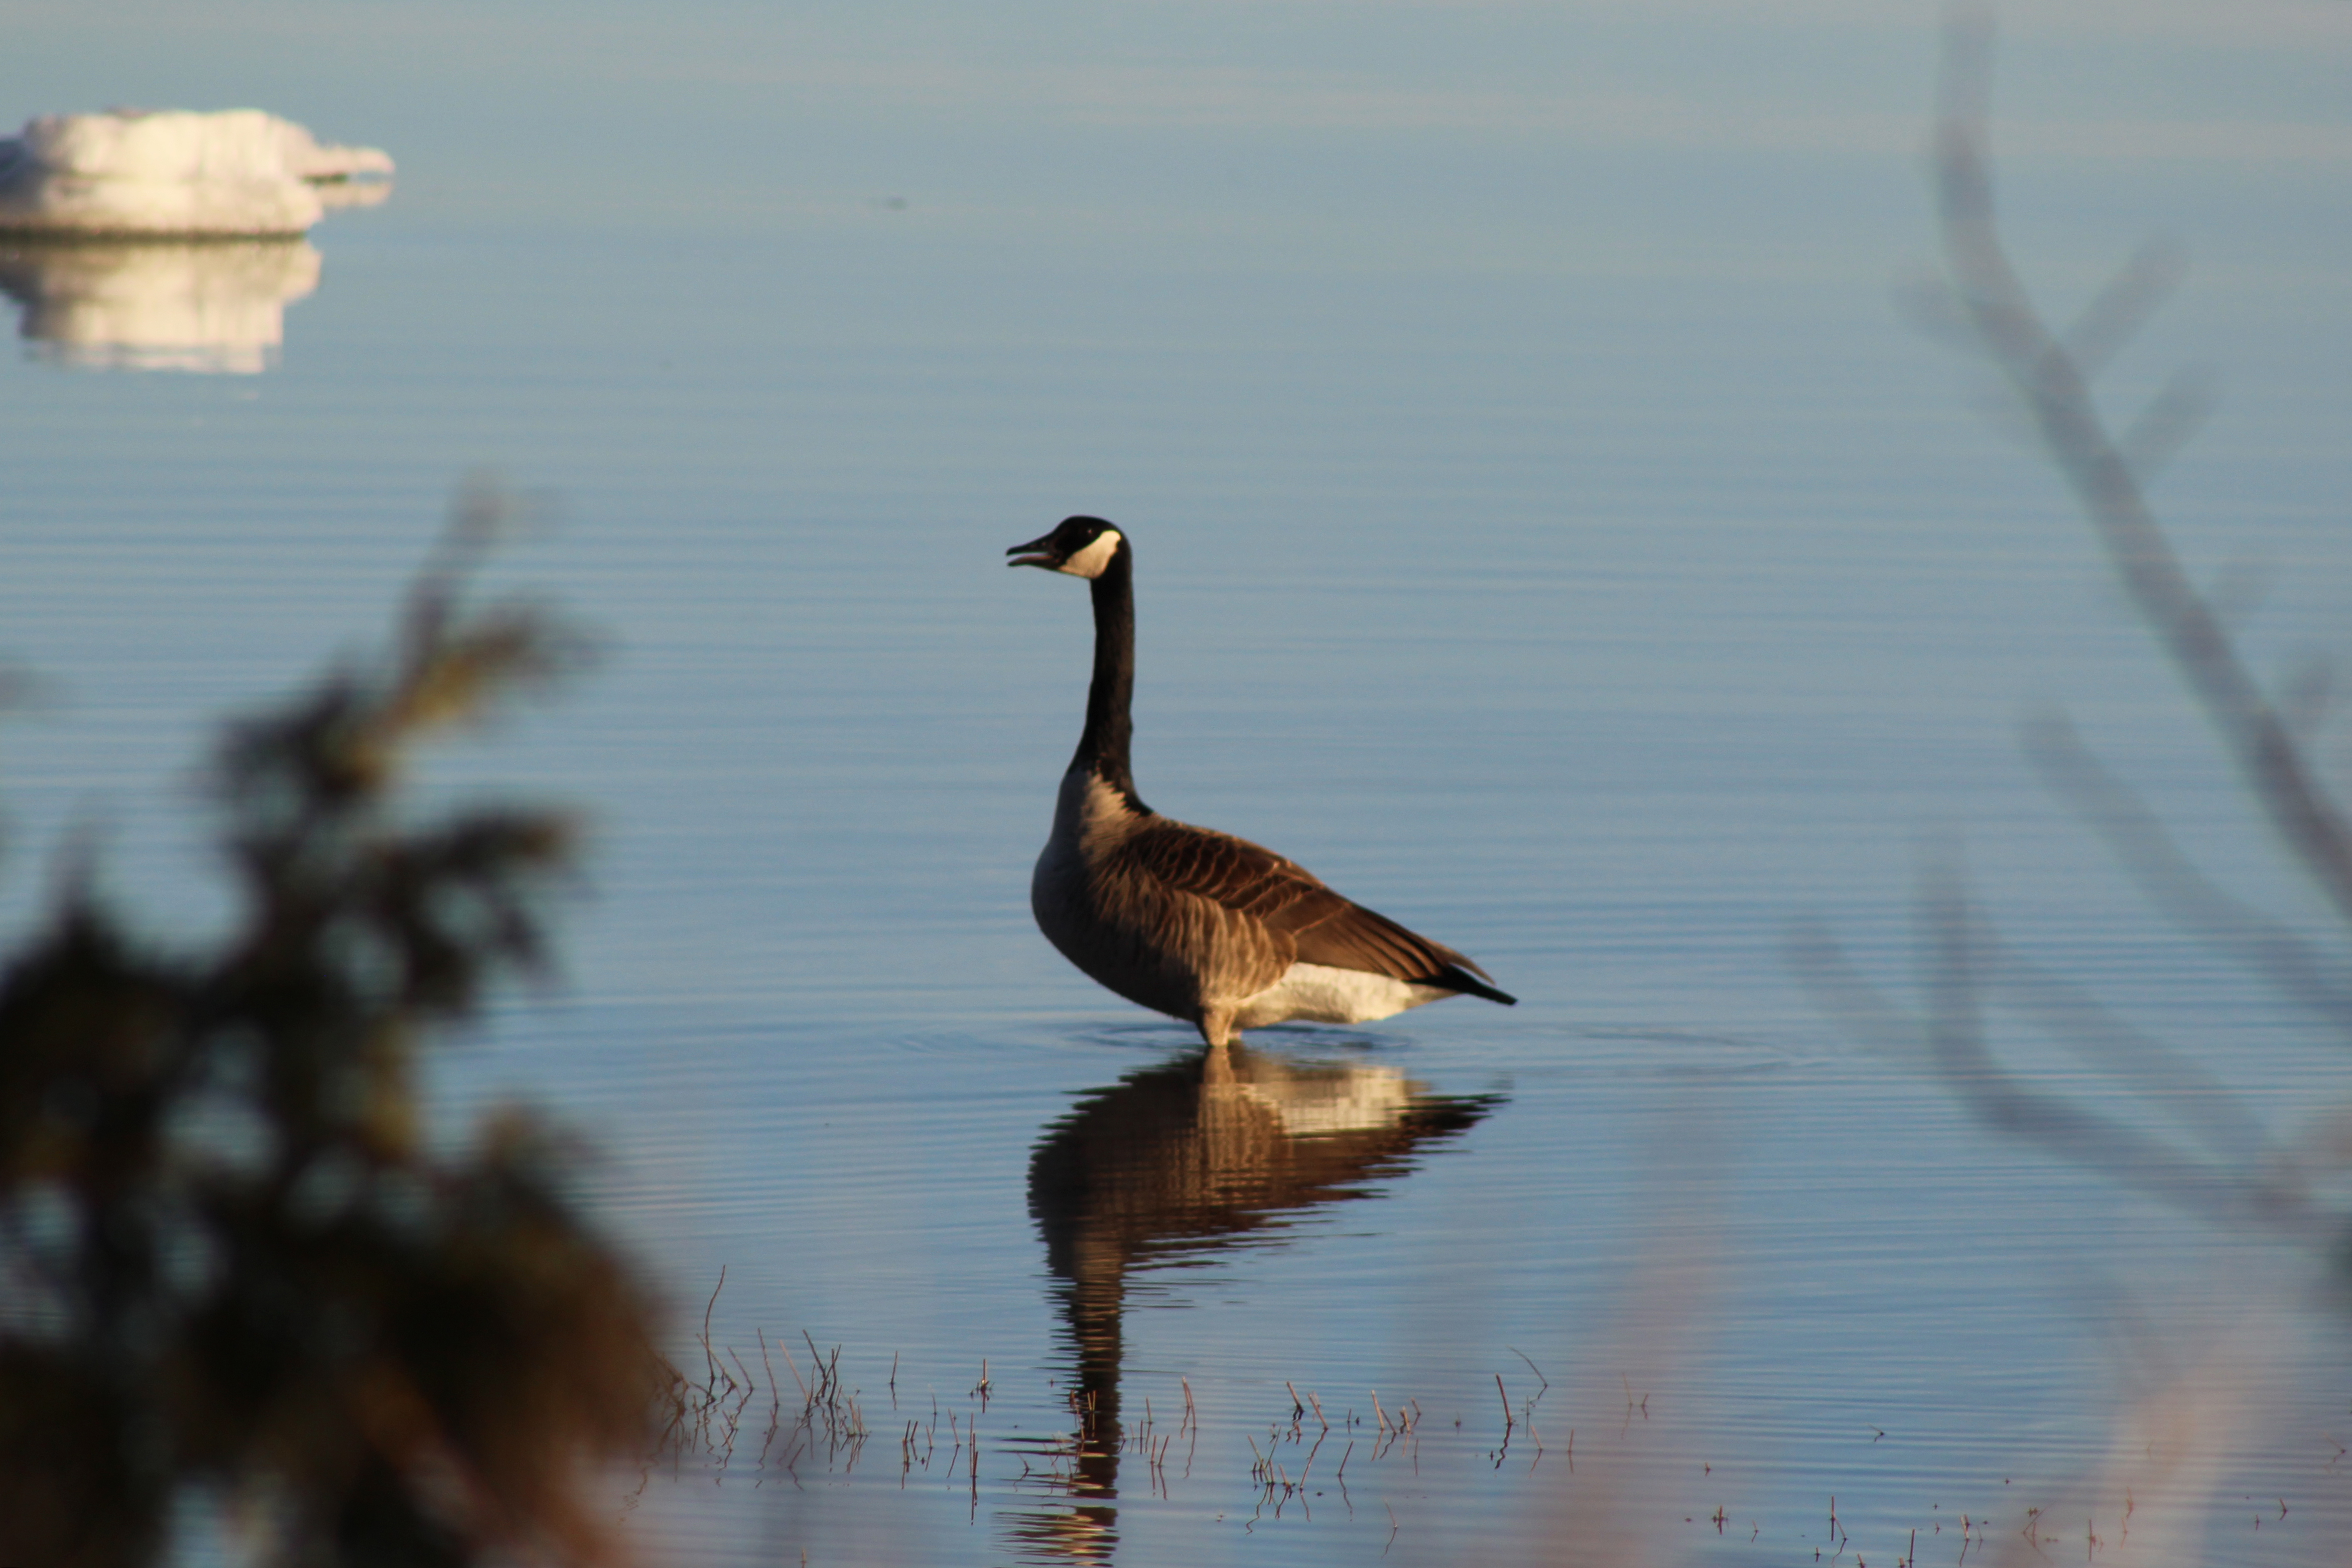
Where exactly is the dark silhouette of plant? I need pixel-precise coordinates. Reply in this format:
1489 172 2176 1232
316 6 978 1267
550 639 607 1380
0 492 661 1567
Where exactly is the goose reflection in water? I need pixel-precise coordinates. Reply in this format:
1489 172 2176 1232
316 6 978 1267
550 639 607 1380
0 238 325 372
1011 1040 1498 1562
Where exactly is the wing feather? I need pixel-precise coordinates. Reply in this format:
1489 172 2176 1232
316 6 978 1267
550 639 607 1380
1121 820 1503 993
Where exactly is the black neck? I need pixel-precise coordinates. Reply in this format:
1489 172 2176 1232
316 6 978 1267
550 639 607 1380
1073 542 1145 808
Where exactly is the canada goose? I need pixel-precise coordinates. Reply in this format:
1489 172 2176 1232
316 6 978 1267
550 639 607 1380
1009 515 1516 1048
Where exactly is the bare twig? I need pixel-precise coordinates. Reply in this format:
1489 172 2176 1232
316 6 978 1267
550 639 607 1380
1933 5 2352 929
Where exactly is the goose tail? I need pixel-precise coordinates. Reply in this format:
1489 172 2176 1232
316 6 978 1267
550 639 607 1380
1428 963 1516 1006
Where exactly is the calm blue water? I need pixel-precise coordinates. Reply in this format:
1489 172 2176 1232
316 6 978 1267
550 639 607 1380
7 5 2352 1563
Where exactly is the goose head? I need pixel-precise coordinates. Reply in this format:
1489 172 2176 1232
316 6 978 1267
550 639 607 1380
1007 516 1125 580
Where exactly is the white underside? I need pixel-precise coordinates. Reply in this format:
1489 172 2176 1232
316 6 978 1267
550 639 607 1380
1230 962 1450 1030
1236 1061 1412 1136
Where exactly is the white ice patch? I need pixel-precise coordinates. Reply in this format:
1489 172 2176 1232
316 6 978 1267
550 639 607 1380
0 240 320 373
1058 529 1122 579
1231 962 1449 1029
0 110 393 237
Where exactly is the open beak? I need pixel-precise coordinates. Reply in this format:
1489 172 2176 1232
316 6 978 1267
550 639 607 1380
1006 533 1060 570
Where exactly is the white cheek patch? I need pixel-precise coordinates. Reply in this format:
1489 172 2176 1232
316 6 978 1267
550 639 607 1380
1059 530 1123 579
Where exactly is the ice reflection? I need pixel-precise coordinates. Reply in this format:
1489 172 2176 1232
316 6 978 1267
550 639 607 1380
1013 1041 1498 1561
0 238 321 372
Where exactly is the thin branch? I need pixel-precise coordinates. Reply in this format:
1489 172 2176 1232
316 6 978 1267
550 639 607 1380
2022 711 2352 1032
1933 4 2352 931
1914 859 2315 1236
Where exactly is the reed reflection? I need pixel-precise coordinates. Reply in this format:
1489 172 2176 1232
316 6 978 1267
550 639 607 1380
0 237 322 372
1013 1040 1498 1561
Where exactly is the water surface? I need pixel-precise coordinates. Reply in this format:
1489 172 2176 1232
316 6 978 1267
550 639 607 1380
6 5 2351 1562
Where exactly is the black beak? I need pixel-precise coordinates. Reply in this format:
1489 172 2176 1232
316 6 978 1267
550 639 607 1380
1006 533 1060 570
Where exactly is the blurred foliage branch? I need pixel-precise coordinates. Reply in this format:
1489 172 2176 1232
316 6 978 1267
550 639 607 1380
0 486 660 1567
1796 7 2352 1248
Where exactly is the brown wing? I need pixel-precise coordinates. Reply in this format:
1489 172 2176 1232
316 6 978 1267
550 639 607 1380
1121 820 1500 989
